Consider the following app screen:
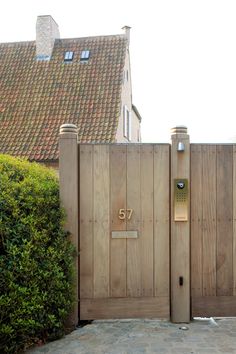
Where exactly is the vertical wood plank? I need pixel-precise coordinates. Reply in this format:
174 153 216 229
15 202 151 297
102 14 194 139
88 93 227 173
140 145 154 297
233 146 236 295
190 144 203 297
110 145 127 297
217 145 233 296
80 145 93 298
93 145 110 298
171 129 190 323
59 129 79 326
127 145 141 297
154 144 170 297
202 145 217 296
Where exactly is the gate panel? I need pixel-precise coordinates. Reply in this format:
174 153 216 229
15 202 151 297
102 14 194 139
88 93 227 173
234 146 236 296
80 145 93 299
191 144 203 298
154 145 170 297
217 145 233 296
140 145 154 297
79 144 170 320
127 145 141 297
191 144 236 317
93 145 110 298
110 145 127 297
202 145 216 297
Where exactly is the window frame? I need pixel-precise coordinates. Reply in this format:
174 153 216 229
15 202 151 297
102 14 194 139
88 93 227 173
123 105 132 141
80 50 90 61
64 51 74 62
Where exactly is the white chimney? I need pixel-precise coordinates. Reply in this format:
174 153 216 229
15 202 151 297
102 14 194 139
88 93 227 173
36 15 60 60
122 26 131 45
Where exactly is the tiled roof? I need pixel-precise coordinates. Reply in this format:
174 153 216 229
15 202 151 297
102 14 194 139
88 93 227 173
0 35 127 161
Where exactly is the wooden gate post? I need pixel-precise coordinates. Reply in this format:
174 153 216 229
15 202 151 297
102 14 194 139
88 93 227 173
59 124 79 328
171 126 190 323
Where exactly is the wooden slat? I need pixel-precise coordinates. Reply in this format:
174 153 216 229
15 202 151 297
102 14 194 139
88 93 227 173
110 145 127 297
233 146 236 295
190 144 203 297
216 145 233 296
93 145 110 298
202 145 217 296
192 296 236 317
80 145 94 298
80 297 169 320
140 145 154 297
154 144 170 297
127 145 142 297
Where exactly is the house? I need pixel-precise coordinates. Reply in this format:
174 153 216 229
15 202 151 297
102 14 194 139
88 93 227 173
0 15 141 169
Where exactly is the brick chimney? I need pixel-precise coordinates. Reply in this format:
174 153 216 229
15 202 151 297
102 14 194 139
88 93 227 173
36 15 60 60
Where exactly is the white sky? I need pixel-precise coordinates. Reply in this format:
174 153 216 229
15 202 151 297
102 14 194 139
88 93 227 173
1 0 236 143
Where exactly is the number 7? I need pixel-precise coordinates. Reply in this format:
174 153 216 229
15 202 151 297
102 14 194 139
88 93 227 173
127 209 133 220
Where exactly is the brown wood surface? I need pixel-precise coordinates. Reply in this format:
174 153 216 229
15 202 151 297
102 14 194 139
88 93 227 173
80 297 169 320
202 145 217 296
171 134 190 323
216 145 233 296
79 143 171 319
59 133 79 327
233 146 236 295
93 145 110 298
80 145 94 299
140 145 154 297
191 144 235 317
110 145 127 297
127 145 142 297
190 144 203 297
154 144 170 297
192 296 236 317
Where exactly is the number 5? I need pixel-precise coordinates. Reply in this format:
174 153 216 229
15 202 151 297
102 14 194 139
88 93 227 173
118 209 126 220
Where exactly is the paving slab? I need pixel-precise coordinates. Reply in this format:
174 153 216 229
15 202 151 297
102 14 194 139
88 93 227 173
27 318 236 354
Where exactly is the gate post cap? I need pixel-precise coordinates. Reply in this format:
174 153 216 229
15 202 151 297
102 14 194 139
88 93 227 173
60 123 78 134
171 126 188 135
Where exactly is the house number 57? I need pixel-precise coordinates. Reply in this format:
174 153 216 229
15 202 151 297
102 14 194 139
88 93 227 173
118 209 133 220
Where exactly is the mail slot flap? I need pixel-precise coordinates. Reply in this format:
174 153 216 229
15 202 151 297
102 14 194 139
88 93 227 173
111 231 138 239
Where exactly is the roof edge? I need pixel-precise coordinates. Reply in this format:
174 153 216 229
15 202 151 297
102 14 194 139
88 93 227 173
0 33 128 46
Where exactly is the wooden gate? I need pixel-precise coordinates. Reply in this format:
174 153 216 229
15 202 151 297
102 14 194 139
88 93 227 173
59 125 236 324
79 144 170 319
191 144 236 317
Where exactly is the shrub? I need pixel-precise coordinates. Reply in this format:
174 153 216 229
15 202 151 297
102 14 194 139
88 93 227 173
0 155 75 353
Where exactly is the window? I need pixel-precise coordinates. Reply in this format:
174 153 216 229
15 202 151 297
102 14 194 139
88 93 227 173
123 105 131 141
64 51 74 61
123 70 129 84
80 50 90 61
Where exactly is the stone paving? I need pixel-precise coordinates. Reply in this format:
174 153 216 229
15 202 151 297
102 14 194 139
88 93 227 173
27 318 236 354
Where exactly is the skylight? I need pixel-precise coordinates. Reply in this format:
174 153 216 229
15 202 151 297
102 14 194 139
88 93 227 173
64 51 74 61
80 50 90 61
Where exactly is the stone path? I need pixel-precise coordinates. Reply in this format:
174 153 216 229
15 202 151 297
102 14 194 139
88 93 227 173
27 318 236 354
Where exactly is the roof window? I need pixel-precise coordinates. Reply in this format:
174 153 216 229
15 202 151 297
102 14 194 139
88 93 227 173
64 51 74 61
80 50 90 61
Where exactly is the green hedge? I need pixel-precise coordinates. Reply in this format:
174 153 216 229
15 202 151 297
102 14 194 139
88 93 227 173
0 155 75 353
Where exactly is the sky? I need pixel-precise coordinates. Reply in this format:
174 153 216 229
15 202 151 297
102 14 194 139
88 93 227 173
1 0 236 143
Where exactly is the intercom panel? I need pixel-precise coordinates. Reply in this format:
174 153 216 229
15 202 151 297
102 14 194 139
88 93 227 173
174 179 188 221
